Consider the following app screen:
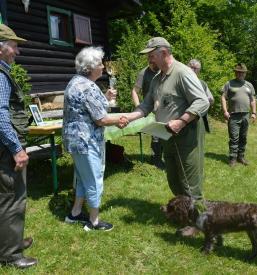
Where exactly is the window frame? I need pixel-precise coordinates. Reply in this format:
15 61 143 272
47 5 74 47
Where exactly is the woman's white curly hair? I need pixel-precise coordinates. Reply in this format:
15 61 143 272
75 46 104 75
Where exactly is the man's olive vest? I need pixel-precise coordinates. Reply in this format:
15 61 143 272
0 64 29 147
142 67 158 98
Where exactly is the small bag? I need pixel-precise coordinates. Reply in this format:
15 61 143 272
106 141 124 164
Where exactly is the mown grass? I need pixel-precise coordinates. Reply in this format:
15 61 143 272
2 118 257 274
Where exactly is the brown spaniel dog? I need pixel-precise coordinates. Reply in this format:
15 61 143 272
161 195 257 260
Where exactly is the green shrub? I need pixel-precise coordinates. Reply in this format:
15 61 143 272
110 0 237 118
10 63 32 108
113 24 151 112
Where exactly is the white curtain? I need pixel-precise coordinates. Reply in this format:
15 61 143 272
50 15 60 39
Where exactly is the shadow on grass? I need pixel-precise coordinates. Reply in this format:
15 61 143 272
103 197 167 225
48 191 77 222
27 156 136 199
158 231 257 264
205 152 228 164
26 159 74 199
104 158 135 178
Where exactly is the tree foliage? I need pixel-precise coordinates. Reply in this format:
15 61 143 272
10 63 32 108
192 0 257 84
108 0 240 116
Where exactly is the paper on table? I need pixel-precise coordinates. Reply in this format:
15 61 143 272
140 122 172 140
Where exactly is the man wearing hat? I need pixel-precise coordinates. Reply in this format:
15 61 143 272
131 60 165 169
0 24 37 268
221 63 256 167
125 37 209 236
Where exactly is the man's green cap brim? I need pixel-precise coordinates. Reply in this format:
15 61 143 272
139 47 156 54
6 37 26 43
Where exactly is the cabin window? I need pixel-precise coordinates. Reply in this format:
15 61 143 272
73 14 92 45
47 6 73 47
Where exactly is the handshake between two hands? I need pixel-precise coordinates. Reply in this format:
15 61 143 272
117 116 129 129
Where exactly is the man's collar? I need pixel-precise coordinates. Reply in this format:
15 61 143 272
165 59 176 76
0 60 11 71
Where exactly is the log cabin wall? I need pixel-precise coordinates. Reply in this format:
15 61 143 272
7 0 110 94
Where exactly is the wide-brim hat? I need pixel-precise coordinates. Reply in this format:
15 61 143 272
139 37 171 54
0 24 26 43
234 63 247 72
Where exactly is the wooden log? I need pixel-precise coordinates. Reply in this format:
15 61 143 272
8 21 48 35
8 11 47 26
22 65 75 74
16 56 74 66
31 82 67 93
31 91 64 98
15 30 49 43
29 74 74 82
19 47 75 59
21 41 77 53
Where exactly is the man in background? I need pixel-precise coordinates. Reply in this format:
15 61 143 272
221 63 256 167
131 61 164 169
0 24 37 268
188 59 214 132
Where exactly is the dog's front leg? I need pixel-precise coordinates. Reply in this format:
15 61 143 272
215 234 223 247
201 232 215 254
246 230 257 260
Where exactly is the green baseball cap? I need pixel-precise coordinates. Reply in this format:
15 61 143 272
234 63 247 72
0 24 26 43
139 37 171 54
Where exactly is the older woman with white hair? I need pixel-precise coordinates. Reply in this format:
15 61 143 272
187 59 214 105
63 46 127 231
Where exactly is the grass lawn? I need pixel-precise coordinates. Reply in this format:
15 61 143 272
2 118 257 274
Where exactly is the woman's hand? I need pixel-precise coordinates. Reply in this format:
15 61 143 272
105 88 117 101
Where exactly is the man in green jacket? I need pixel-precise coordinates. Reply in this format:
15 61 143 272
221 63 256 167
125 37 209 236
131 62 164 169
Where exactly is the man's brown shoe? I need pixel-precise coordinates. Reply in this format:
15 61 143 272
237 157 248 165
23 237 33 250
229 158 236 167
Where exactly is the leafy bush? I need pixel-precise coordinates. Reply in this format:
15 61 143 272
113 24 150 112
10 63 32 108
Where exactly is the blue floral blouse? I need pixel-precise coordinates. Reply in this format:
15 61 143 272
62 74 109 154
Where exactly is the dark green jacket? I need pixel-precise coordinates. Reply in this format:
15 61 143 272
0 65 29 147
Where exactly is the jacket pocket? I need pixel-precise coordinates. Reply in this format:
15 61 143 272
0 170 15 194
